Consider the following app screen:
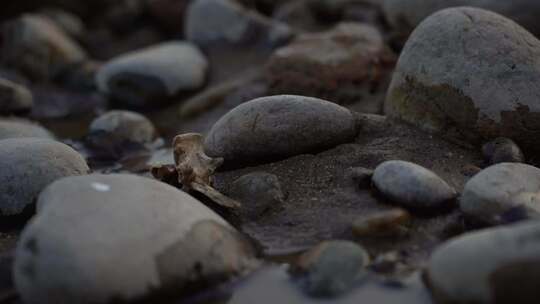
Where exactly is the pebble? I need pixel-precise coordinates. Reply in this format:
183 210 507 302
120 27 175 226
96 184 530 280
185 0 293 48
385 7 540 155
0 78 33 113
383 0 540 38
352 209 411 237
204 95 358 167
346 167 374 188
427 221 540 304
230 172 285 220
87 110 157 154
96 42 208 106
265 23 395 111
0 119 54 140
460 163 540 225
482 137 524 165
372 160 457 210
1 14 88 80
289 240 370 298
0 138 88 215
15 174 258 304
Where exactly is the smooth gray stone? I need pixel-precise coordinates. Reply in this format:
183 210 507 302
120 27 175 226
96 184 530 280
15 174 258 304
385 7 540 155
204 95 357 167
460 163 540 225
0 138 88 215
373 160 457 209
427 221 540 304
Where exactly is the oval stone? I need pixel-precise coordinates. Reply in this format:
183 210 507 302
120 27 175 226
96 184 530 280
96 42 208 106
460 163 540 225
0 138 88 215
204 95 357 166
427 221 540 304
372 160 457 209
385 7 540 155
15 174 258 304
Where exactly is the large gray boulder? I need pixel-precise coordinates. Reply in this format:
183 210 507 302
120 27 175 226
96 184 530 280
0 138 88 215
383 0 540 38
14 174 258 304
385 7 540 155
96 42 208 106
204 95 358 166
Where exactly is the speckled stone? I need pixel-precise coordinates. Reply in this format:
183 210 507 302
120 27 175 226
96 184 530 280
15 174 258 304
373 160 457 210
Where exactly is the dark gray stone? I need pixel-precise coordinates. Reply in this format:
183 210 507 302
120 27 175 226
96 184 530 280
0 138 88 215
96 42 208 106
427 221 540 304
0 78 33 113
372 160 457 209
204 95 358 167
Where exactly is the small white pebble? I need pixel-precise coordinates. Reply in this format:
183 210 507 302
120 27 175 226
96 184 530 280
91 182 111 192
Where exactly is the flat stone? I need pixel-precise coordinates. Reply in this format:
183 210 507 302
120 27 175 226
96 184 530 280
15 174 258 304
372 160 457 210
460 163 540 225
0 138 88 215
427 221 540 304
96 42 208 106
385 7 540 155
204 95 357 167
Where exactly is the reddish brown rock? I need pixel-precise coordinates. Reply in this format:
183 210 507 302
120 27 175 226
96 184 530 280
265 23 396 112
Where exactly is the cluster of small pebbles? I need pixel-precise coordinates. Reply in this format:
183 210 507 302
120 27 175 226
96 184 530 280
1 1 540 304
